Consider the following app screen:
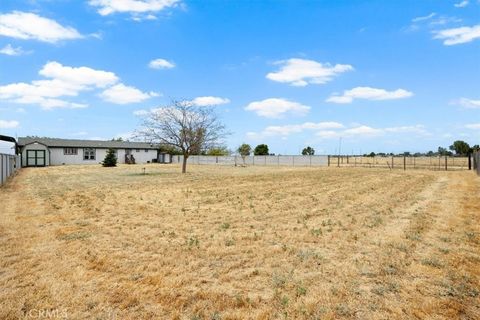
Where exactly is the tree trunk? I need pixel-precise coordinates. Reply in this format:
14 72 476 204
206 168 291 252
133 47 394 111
182 155 188 173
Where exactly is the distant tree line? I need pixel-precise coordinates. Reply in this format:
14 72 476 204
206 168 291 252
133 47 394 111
362 140 479 157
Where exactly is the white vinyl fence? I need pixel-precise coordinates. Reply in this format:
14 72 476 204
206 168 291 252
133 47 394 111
172 155 329 167
0 153 21 186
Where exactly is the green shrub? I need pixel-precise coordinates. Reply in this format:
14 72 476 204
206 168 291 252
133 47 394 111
102 148 117 167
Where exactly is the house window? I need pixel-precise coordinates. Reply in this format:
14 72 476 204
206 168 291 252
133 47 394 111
64 148 78 155
83 148 96 160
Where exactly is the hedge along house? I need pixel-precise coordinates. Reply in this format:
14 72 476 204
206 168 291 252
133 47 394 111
17 137 171 167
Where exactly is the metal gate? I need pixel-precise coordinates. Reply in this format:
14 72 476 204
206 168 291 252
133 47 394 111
26 150 46 167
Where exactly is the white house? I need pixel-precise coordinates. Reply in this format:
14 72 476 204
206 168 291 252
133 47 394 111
18 137 171 167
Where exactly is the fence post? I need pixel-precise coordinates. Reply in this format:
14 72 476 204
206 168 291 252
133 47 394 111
328 155 330 166
468 154 472 170
445 156 448 171
403 156 406 171
337 155 340 167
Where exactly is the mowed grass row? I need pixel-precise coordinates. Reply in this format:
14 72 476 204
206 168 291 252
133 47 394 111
0 164 479 319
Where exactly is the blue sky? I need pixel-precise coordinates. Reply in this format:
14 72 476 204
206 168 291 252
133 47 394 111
0 0 479 155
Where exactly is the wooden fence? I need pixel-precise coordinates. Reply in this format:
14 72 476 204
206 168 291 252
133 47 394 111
0 153 21 186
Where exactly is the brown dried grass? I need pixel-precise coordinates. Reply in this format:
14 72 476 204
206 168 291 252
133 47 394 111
0 164 478 319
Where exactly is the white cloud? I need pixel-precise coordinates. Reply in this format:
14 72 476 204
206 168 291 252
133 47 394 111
88 0 180 16
429 16 463 27
0 120 19 128
0 81 88 110
383 125 428 135
266 58 353 86
131 14 158 21
190 96 230 106
405 13 463 34
434 24 480 45
0 61 119 110
0 61 153 109
100 83 158 104
248 123 428 141
326 86 413 104
412 12 436 23
15 96 88 110
245 98 310 118
149 58 175 69
342 126 384 137
456 98 480 109
454 1 469 8
0 11 82 43
0 44 27 56
316 125 428 139
465 123 480 130
39 61 118 88
254 122 344 137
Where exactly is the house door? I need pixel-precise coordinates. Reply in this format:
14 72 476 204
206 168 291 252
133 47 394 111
26 150 46 167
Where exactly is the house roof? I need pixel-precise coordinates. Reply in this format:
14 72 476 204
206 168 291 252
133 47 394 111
17 137 160 149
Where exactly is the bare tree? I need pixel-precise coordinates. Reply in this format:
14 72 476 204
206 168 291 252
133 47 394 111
136 99 228 173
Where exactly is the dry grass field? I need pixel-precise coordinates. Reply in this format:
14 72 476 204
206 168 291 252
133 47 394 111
1 164 479 319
